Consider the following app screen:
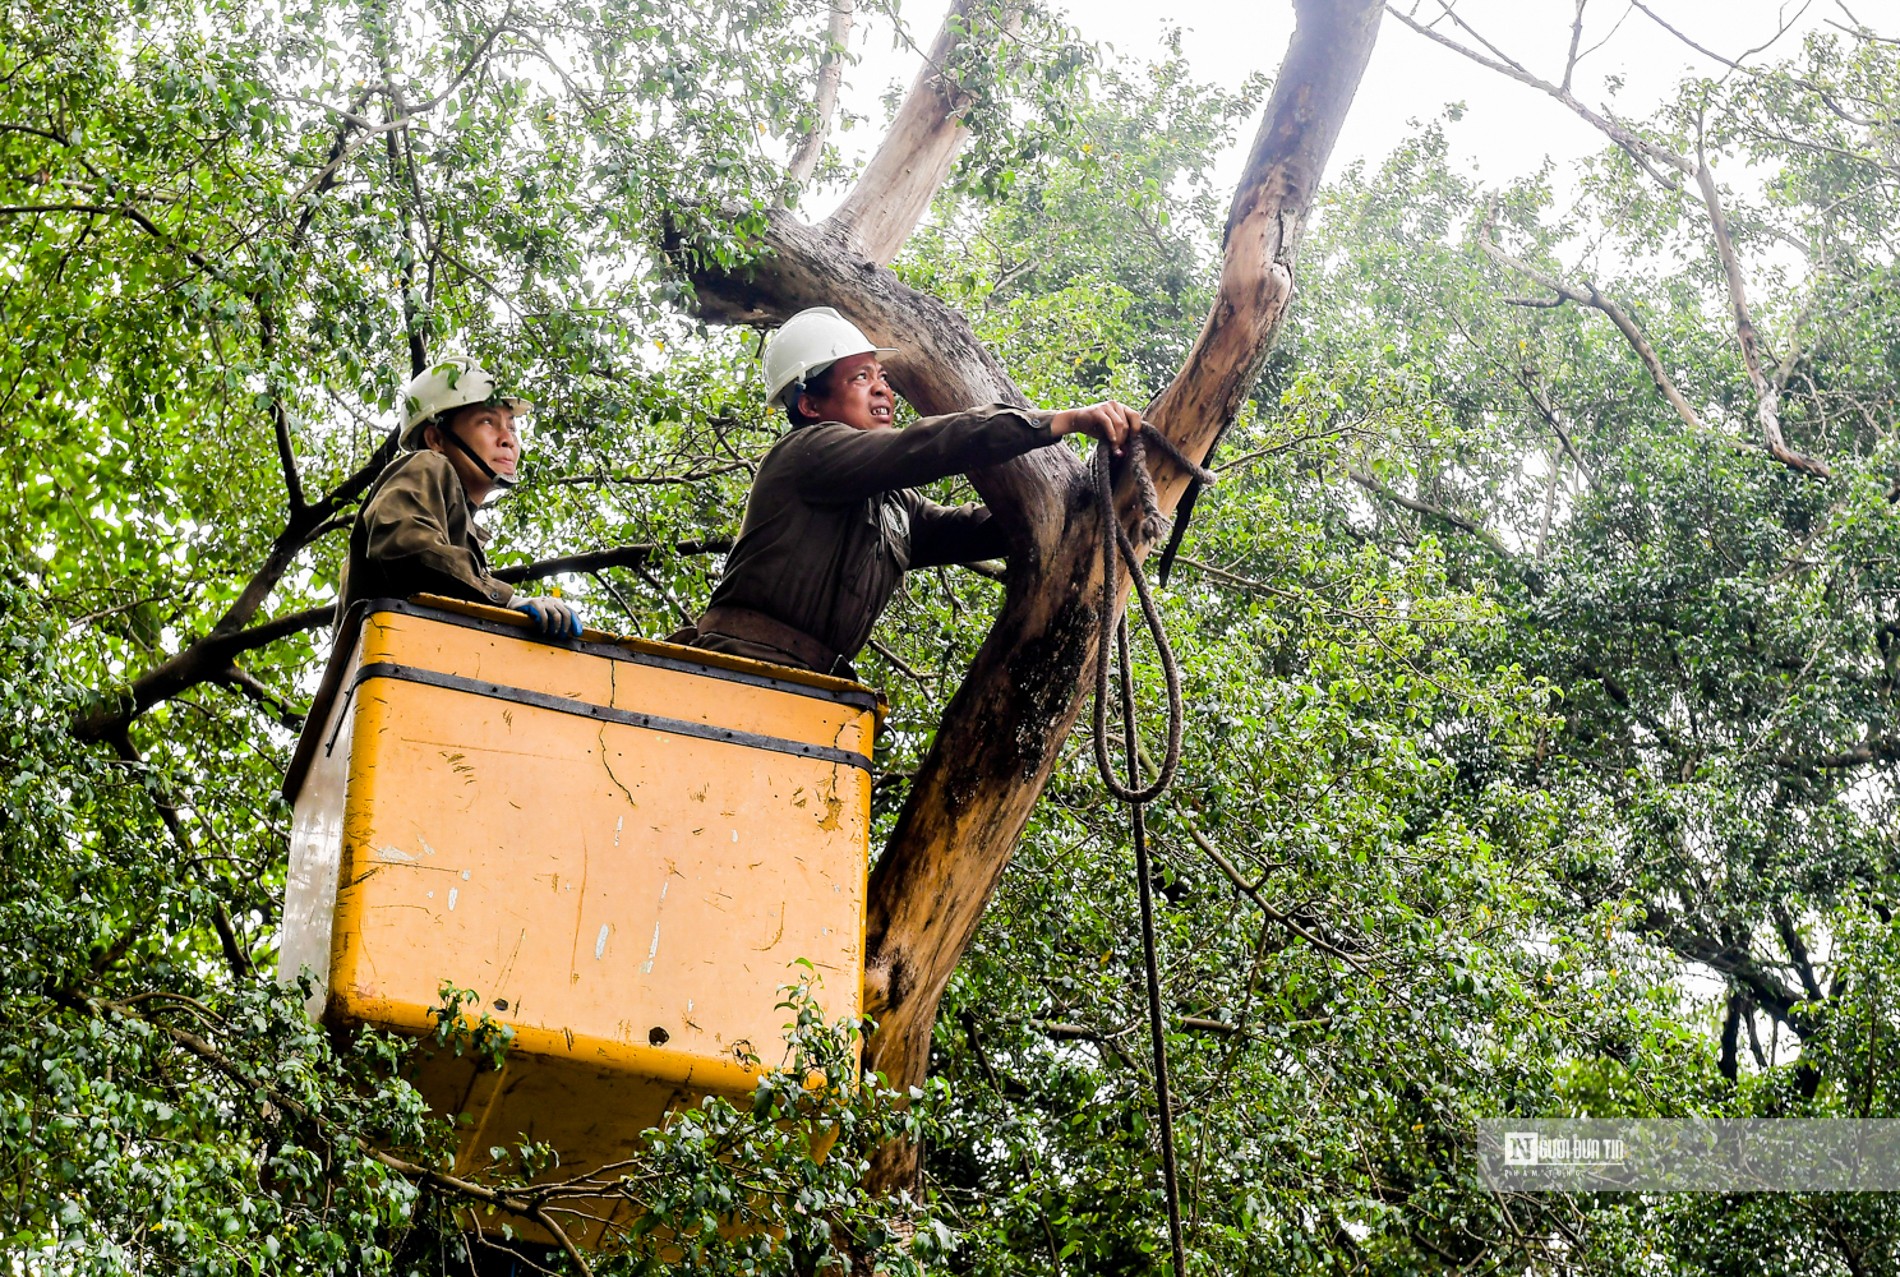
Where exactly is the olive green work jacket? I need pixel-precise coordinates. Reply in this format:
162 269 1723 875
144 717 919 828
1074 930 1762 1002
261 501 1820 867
340 450 515 619
694 403 1062 672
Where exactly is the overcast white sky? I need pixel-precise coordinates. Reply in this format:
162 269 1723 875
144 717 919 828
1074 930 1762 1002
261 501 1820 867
818 0 1844 214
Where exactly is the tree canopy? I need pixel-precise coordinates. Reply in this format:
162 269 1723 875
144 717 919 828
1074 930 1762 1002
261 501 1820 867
4 0 1900 1272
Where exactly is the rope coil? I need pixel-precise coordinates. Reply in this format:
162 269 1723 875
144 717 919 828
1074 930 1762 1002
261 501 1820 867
1090 427 1211 803
1088 426 1213 1277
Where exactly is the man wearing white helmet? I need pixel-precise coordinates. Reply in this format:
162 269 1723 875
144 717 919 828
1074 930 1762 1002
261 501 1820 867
680 307 1139 675
339 357 581 636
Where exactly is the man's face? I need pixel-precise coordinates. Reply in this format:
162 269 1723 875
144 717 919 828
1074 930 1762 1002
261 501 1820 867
799 353 893 432
429 402 520 497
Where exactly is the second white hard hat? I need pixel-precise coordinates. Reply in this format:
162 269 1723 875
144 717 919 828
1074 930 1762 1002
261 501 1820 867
399 357 532 449
761 307 896 407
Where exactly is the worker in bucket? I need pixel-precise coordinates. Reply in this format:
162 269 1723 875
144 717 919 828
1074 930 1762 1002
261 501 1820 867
677 307 1140 676
340 356 582 636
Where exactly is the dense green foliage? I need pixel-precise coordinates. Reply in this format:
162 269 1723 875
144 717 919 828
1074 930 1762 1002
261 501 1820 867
4 0 1899 1272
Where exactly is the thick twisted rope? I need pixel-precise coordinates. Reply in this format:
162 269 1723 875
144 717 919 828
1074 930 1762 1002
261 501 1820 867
1087 425 1214 1277
1090 426 1213 803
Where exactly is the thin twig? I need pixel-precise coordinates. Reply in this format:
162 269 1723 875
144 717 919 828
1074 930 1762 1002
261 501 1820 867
105 733 254 981
1388 1 1694 181
1184 825 1375 977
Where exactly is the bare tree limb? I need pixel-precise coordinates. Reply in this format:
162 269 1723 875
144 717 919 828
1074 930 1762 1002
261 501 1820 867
822 0 1004 264
677 211 1035 466
1825 14 1900 46
866 635 936 686
1629 0 1813 72
1405 6 1837 478
677 0 1384 1198
1561 0 1589 94
1476 204 1713 438
1691 149 1832 477
1744 999 1771 1072
784 0 855 197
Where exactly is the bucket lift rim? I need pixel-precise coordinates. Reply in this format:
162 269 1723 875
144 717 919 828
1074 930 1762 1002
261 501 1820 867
283 595 887 803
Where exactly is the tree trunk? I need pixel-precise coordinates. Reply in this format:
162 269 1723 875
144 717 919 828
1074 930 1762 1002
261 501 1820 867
683 0 1384 1195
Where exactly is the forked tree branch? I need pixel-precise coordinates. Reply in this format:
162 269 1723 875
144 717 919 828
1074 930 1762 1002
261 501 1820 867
1477 214 1709 422
1561 0 1588 94
1401 7 1838 479
1628 0 1874 126
856 0 1384 1194
1691 149 1832 477
678 0 1382 1202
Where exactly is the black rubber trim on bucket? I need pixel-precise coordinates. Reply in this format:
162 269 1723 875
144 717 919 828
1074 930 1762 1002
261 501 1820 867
345 661 874 774
370 597 880 712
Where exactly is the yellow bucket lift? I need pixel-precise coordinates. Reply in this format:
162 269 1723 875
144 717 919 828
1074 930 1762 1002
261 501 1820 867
279 596 882 1239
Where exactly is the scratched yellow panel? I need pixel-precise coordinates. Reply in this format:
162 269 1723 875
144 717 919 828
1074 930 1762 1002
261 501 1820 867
282 599 876 1242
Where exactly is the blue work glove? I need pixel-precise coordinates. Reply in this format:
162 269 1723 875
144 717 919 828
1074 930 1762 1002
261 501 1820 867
511 594 583 637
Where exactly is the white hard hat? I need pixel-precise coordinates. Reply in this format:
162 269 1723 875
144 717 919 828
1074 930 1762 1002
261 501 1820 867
399 357 532 449
761 307 896 407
